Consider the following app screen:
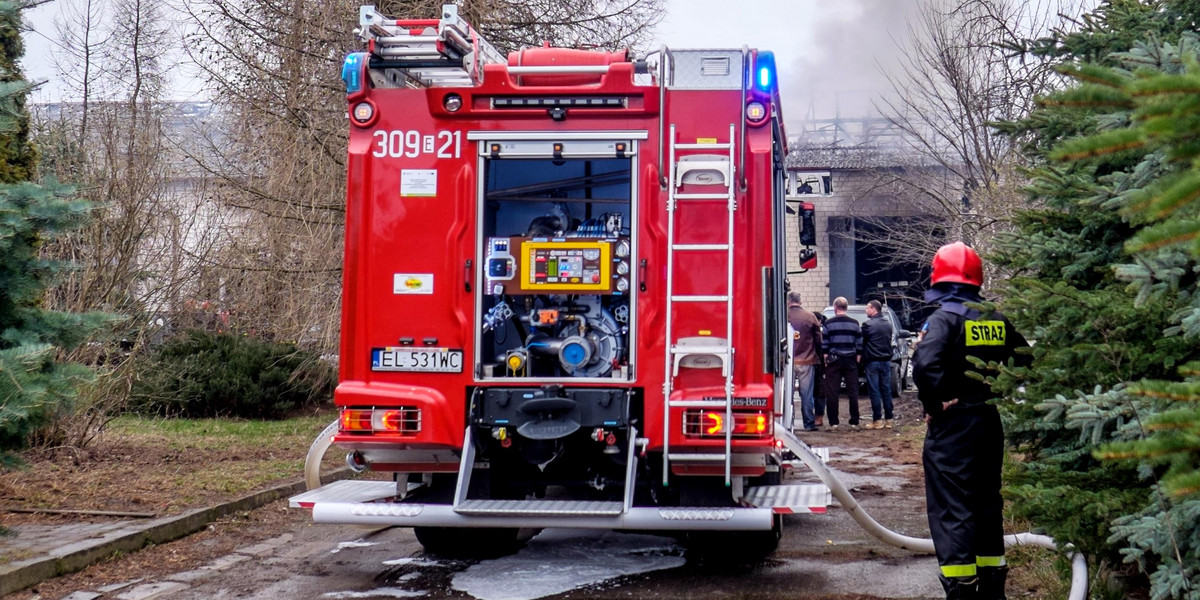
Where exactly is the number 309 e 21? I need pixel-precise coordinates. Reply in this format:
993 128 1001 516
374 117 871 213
372 130 462 159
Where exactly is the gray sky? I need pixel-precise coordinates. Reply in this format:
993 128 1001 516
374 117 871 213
20 0 919 125
653 0 918 124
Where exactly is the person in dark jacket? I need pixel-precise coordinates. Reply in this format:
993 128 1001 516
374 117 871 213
912 242 1031 600
822 296 862 430
812 310 829 426
861 299 894 429
787 291 823 432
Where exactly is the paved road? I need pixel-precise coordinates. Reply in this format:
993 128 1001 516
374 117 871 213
48 441 943 600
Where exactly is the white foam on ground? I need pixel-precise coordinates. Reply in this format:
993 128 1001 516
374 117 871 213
322 588 426 599
452 529 684 600
381 557 440 567
331 540 378 554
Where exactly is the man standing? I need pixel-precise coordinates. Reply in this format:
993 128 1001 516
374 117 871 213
786 291 822 432
912 242 1030 600
861 300 894 429
822 296 862 430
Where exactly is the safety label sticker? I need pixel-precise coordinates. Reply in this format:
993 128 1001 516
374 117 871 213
394 273 434 294
400 169 437 197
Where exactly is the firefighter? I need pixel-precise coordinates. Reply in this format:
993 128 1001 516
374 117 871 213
912 242 1030 600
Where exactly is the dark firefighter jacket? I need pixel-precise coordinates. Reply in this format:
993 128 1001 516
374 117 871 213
912 303 1030 417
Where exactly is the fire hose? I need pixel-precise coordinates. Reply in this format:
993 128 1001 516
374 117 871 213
779 427 1088 600
305 420 340 491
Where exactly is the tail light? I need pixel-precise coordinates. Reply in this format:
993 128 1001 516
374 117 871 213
683 410 772 438
340 407 421 434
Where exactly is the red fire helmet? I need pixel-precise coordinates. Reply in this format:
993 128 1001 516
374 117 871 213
931 241 983 286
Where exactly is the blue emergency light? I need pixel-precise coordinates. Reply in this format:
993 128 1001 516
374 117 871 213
342 52 368 94
754 51 776 92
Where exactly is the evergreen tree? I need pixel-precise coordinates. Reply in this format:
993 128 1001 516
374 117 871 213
0 1 104 464
0 1 34 183
1049 34 1200 599
995 2 1200 596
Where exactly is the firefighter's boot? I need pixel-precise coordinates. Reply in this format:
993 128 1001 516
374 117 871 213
939 576 979 600
977 566 1008 600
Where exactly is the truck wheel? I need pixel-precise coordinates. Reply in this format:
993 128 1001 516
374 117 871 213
684 514 782 560
414 526 521 558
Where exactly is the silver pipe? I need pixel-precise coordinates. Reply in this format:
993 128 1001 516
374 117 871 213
312 503 775 531
739 46 748 191
345 451 368 473
658 45 669 189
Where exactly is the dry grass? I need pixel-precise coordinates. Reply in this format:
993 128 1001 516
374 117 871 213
0 412 338 522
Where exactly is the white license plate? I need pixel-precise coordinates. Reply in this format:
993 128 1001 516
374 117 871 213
371 347 463 372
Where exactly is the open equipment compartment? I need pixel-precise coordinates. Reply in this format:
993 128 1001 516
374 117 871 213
475 138 637 382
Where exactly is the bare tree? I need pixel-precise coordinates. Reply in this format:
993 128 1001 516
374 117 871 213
33 0 227 447
851 0 1088 271
51 0 105 139
179 0 665 353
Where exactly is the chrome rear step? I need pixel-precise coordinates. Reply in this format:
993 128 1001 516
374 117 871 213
455 499 624 516
290 480 395 508
743 483 831 514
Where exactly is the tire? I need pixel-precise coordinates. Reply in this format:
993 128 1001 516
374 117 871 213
683 514 782 560
414 526 522 559
891 363 902 398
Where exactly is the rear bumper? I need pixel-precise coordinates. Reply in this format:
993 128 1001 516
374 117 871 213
289 478 830 531
311 503 774 530
292 481 773 531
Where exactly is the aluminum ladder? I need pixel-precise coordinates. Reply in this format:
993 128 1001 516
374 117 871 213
356 4 504 87
662 123 739 487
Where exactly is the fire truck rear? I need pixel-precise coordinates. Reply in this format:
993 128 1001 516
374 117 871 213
292 4 828 555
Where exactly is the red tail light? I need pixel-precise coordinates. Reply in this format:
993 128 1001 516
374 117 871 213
342 409 373 431
684 410 772 438
340 407 421 434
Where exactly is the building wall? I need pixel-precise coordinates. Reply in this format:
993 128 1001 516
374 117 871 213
783 168 924 311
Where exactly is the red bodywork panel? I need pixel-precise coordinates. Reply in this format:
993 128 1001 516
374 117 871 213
335 52 787 459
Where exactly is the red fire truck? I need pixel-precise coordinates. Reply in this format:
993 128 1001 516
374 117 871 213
292 4 827 555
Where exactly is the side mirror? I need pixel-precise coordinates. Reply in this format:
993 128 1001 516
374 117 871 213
798 201 816 246
798 247 817 271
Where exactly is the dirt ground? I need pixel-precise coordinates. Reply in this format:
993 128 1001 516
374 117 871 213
0 396 947 600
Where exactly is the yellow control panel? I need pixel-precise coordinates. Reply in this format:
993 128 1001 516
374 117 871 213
520 240 612 292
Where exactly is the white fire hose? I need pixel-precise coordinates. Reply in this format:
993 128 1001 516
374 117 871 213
305 420 340 491
781 428 1088 600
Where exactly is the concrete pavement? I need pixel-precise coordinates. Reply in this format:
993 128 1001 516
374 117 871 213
0 469 351 597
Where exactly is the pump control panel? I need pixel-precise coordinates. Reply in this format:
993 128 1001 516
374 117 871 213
485 237 630 296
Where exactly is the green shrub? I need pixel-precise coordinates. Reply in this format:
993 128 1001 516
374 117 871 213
129 330 335 419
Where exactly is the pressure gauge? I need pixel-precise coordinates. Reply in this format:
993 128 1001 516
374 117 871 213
616 262 630 275
616 278 630 292
614 240 631 258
